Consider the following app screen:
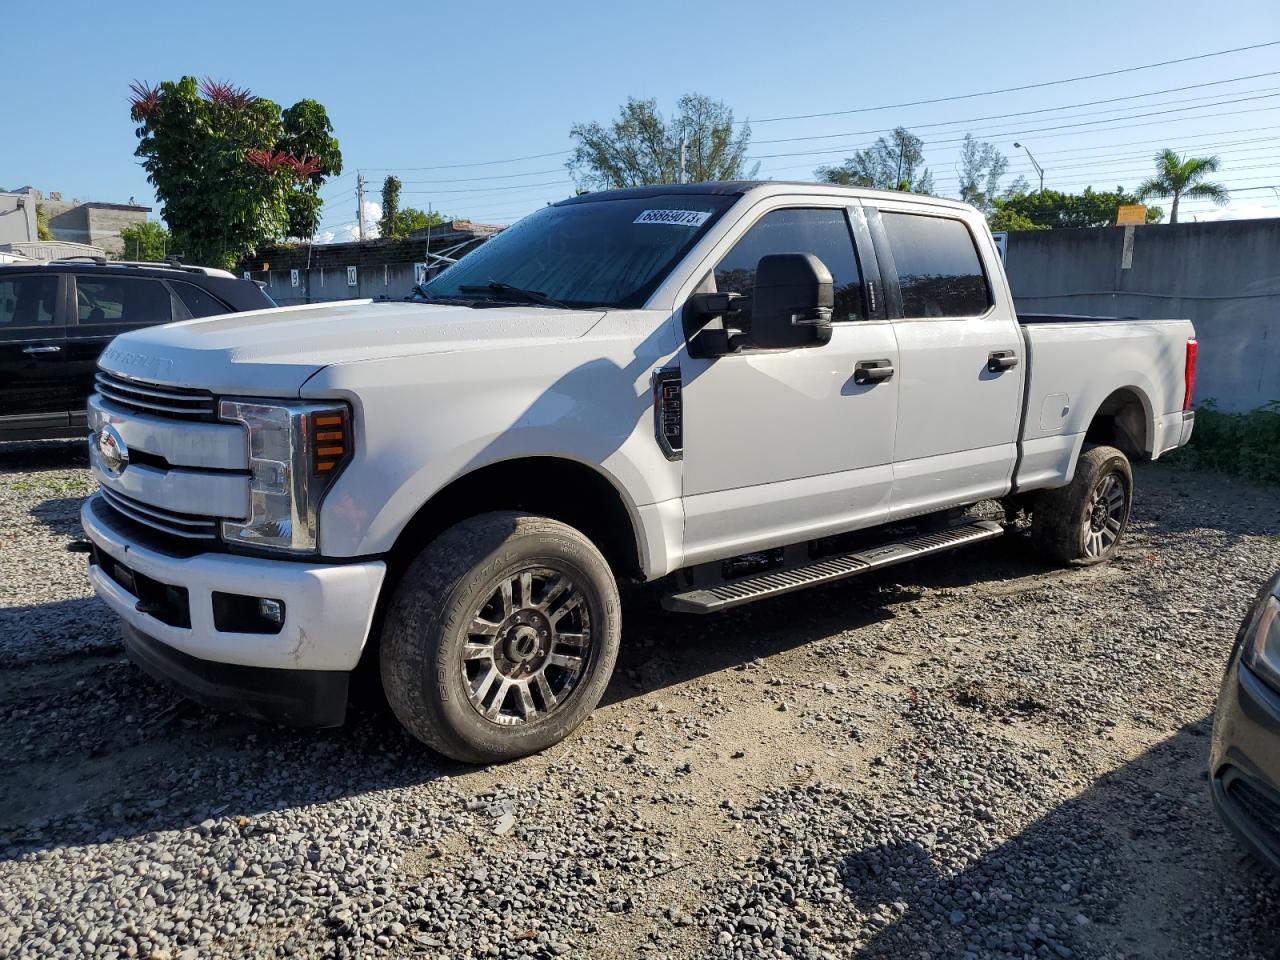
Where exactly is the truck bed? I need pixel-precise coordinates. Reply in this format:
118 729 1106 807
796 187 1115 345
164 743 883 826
1013 315 1195 491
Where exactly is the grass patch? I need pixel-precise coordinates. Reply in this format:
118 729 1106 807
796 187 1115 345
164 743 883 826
1169 400 1280 485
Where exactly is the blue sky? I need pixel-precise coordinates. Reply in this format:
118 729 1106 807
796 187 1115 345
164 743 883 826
5 0 1279 238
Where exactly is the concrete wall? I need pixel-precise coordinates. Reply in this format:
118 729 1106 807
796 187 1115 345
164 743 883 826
247 261 426 307
0 192 37 244
42 198 150 256
1005 218 1280 412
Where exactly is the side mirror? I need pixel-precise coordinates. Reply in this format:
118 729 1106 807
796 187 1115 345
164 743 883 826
748 253 833 350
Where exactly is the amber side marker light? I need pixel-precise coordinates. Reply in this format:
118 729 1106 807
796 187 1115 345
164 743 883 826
310 410 350 474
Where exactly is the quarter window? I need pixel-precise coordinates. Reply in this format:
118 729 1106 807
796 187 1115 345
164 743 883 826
171 281 232 318
0 275 59 327
881 212 991 318
715 208 865 322
75 276 174 325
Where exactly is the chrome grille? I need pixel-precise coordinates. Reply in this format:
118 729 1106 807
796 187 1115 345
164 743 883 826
98 487 220 541
95 371 216 420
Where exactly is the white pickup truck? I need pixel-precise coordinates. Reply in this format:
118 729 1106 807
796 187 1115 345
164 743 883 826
81 182 1197 762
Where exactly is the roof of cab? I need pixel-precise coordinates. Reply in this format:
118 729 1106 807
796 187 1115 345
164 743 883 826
555 180 974 212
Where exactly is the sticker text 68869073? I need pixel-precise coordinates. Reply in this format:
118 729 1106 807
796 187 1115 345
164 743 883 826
633 209 712 227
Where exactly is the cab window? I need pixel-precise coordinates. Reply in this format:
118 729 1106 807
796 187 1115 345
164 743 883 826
715 208 865 322
880 212 991 318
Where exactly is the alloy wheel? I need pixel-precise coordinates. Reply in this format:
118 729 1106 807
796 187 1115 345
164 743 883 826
460 566 593 726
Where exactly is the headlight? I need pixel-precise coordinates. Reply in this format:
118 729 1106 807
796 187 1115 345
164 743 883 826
218 399 351 554
1242 594 1280 693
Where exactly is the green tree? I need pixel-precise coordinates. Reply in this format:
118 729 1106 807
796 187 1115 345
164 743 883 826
988 187 1163 230
817 127 934 194
278 99 342 239
379 175 402 238
956 134 1019 214
987 206 1044 232
129 77 342 268
35 204 52 241
396 207 452 235
1136 149 1228 224
119 221 171 260
568 94 756 189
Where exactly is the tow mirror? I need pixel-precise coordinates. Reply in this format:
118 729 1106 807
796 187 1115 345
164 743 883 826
748 253 833 350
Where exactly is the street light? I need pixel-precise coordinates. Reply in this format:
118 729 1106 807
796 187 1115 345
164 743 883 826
1013 142 1045 194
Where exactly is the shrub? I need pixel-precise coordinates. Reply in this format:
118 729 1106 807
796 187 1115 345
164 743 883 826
1170 400 1280 485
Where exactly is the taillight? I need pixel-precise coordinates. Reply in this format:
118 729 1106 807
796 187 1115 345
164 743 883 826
1184 338 1198 411
310 409 351 474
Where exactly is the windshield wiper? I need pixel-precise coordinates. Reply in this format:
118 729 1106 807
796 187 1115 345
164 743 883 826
407 283 480 307
458 281 569 309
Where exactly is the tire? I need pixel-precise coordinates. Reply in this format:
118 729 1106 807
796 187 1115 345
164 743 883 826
1030 444 1133 566
380 512 621 763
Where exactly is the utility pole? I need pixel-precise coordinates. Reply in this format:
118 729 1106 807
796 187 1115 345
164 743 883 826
679 137 687 185
425 203 433 277
1014 143 1044 194
356 172 366 241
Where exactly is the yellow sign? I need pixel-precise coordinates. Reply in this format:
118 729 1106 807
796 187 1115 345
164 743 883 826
1115 204 1147 226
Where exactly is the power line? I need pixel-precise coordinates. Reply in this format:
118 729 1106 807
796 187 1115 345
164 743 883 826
750 78 1280 147
746 40 1280 124
757 125 1280 177
748 99 1280 162
361 150 571 172
391 167 567 185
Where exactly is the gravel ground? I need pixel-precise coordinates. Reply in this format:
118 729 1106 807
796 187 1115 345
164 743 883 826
2 440 1279 960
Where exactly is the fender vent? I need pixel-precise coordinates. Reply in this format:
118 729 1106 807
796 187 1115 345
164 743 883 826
653 368 683 461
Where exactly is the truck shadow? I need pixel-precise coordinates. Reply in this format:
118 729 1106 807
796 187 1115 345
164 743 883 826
826 718 1280 958
0 535 1069 860
0 439 88 471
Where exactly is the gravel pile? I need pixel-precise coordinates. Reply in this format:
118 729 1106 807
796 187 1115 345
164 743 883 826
2 441 1279 959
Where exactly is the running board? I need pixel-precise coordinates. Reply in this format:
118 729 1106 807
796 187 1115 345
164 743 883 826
661 520 1004 614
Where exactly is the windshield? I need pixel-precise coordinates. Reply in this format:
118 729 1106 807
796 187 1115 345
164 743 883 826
419 193 736 309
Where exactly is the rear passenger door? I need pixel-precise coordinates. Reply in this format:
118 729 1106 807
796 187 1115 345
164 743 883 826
868 205 1023 518
0 273 73 432
65 274 181 428
679 202 901 563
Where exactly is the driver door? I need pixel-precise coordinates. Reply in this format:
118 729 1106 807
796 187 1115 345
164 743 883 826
678 202 900 566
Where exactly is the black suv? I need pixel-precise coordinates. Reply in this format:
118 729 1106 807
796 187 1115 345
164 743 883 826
0 259 275 440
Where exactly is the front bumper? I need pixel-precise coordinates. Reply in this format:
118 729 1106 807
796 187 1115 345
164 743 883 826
1211 658 1280 873
124 624 348 727
82 493 386 674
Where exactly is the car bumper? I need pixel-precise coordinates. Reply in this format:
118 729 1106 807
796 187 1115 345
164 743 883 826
82 493 386 674
123 623 349 726
1211 658 1280 873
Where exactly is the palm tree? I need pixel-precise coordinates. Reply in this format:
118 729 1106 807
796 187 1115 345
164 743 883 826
1137 149 1229 224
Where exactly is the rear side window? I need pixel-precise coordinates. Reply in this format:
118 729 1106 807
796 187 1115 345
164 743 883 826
881 212 991 318
0 275 59 327
171 280 232 318
715 208 865 322
76 276 174 325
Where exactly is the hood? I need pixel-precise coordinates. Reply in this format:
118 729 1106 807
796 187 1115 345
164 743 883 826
97 299 606 396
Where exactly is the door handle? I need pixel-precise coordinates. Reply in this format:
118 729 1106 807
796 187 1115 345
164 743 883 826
987 350 1018 372
22 344 61 355
854 359 894 384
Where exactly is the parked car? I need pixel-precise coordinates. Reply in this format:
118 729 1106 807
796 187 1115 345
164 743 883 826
0 258 275 440
79 181 1198 763
1211 569 1280 872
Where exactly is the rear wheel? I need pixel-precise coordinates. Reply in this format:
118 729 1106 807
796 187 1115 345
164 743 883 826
1030 444 1133 566
380 512 621 763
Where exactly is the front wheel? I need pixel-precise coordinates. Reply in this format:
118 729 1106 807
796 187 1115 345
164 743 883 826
380 512 621 763
1030 444 1133 566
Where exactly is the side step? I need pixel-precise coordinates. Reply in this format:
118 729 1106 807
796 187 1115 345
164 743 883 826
661 520 1004 614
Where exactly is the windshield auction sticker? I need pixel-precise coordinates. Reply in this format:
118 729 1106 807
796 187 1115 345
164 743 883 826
634 209 712 227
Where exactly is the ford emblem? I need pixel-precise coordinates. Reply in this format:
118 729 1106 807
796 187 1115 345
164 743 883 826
96 424 130 476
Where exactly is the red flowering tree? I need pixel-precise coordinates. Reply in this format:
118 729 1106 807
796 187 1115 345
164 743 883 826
130 77 341 267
